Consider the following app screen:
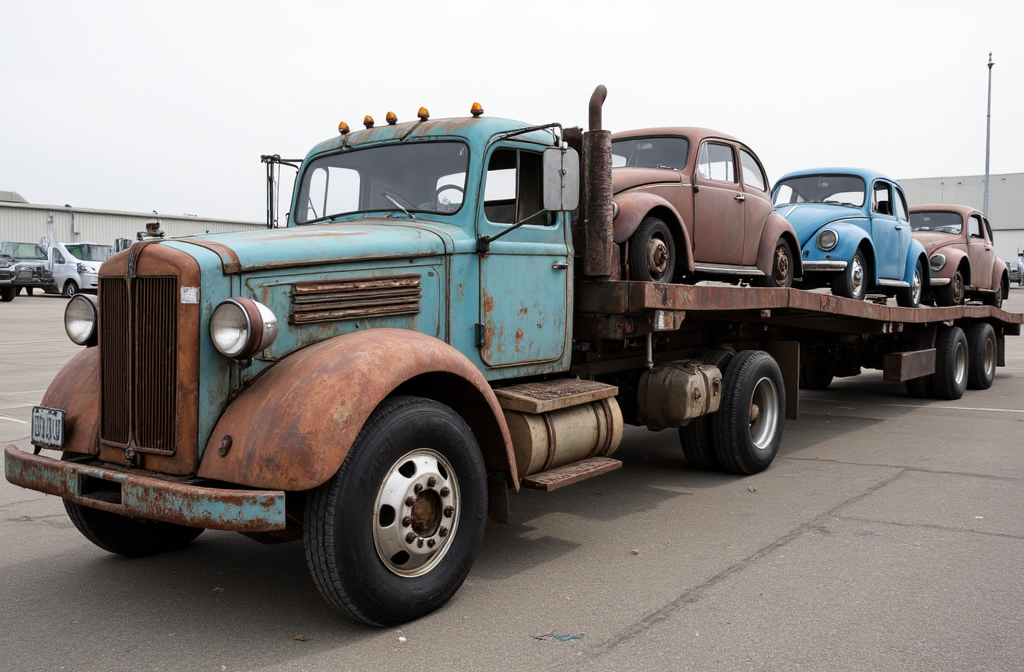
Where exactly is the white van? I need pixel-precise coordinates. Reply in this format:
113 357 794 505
48 242 114 297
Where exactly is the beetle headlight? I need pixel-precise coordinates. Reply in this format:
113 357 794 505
816 229 838 251
65 294 98 346
210 298 279 359
929 254 946 272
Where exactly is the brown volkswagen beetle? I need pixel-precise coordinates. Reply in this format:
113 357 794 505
611 128 801 286
909 204 1009 307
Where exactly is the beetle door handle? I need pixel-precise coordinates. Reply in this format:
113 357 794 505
895 225 903 231
552 262 569 270
734 194 745 202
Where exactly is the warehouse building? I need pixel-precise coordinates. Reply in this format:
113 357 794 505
0 191 264 249
898 172 1024 265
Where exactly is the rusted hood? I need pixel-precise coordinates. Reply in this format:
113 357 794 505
172 219 451 273
612 167 683 194
912 230 959 256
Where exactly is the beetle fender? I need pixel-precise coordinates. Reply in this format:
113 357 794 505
755 213 803 279
903 239 930 287
611 191 695 272
935 247 970 284
991 258 1009 296
197 329 516 492
40 347 100 455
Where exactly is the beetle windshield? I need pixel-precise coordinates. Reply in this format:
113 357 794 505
64 244 114 261
772 174 866 207
909 211 962 234
611 137 690 170
294 141 469 224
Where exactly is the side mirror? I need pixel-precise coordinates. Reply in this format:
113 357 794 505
542 147 580 212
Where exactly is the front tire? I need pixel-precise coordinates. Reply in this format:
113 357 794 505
713 351 785 475
303 396 487 627
0 286 15 302
896 258 924 308
63 280 79 298
64 500 204 557
936 270 965 306
833 247 868 301
629 216 676 283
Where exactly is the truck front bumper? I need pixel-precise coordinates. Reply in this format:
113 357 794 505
4 445 286 532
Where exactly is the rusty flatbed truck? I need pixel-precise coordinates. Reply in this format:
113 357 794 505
5 87 1022 627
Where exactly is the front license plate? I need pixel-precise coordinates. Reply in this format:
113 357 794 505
31 407 65 449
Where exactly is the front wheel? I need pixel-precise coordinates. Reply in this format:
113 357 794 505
713 351 786 475
64 500 203 557
896 258 924 308
63 280 79 298
303 397 487 627
936 270 965 306
629 216 676 283
832 247 868 301
0 286 15 302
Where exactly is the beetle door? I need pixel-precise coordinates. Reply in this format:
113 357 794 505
737 147 772 266
693 141 744 265
869 180 901 280
966 214 996 288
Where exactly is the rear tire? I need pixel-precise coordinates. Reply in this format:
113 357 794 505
965 322 997 390
932 326 968 400
713 351 785 475
64 500 204 557
983 280 1004 309
629 216 676 283
896 258 924 308
904 325 938 399
679 350 734 470
757 239 794 288
303 397 487 627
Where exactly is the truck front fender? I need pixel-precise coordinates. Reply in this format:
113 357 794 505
197 329 517 492
41 347 99 455
612 191 695 272
755 213 804 279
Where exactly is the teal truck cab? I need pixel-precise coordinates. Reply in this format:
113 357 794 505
6 87 1020 626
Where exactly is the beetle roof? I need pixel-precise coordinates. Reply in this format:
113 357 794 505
909 203 982 219
611 127 742 145
775 167 897 186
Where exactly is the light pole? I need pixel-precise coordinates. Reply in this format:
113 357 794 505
984 53 993 216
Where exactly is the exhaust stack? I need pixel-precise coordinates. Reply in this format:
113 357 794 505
583 85 613 278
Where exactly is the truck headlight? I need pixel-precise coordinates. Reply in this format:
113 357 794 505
210 298 279 359
76 263 89 273
65 294 98 346
816 229 838 251
929 254 946 272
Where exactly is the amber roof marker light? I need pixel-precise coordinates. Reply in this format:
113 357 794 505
386 111 398 125
338 121 350 135
470 102 484 117
364 115 374 129
417 107 430 121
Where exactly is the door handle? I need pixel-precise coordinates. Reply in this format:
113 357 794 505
734 194 745 202
895 225 903 231
552 262 569 270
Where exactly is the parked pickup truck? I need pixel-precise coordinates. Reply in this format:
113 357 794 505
0 242 55 301
6 87 1022 627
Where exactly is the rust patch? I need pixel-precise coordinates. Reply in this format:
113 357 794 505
483 292 495 315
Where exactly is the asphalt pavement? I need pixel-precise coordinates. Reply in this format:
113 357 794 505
2 289 1022 672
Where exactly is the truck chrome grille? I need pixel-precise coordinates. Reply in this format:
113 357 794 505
290 274 421 324
100 276 178 453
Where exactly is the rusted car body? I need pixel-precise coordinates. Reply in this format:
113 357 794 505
910 204 1009 307
610 128 801 286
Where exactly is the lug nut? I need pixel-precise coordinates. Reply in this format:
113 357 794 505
427 539 436 548
414 483 423 494
417 539 424 548
405 532 416 543
439 526 449 537
402 516 413 528
440 487 450 497
405 497 415 507
444 506 454 518
427 476 437 487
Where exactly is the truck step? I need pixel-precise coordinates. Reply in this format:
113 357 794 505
520 456 622 492
494 379 617 414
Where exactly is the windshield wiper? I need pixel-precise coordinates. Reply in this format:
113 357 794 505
383 193 415 219
821 200 857 208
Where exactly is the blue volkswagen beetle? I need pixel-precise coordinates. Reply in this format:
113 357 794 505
771 168 928 307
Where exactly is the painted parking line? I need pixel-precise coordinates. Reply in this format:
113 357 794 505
802 397 1024 414
0 415 28 424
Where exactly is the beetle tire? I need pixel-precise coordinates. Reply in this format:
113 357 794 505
628 216 676 283
965 322 997 390
832 247 868 301
712 351 785 475
679 350 734 470
63 499 204 557
896 258 924 308
303 396 487 627
932 326 969 400
936 270 965 306
757 238 794 288
983 280 1004 309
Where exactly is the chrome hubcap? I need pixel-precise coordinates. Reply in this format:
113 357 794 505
912 267 922 304
954 342 967 387
850 256 865 297
373 449 460 577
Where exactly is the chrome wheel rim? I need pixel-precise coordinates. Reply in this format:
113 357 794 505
850 255 865 298
749 376 779 450
912 266 922 304
646 235 670 280
954 341 967 387
373 448 460 577
984 338 995 378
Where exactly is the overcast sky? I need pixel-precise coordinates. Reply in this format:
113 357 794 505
1 0 1021 223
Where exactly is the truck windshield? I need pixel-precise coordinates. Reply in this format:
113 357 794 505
909 211 962 234
294 141 470 224
0 243 46 260
64 244 114 261
772 174 866 208
611 137 689 170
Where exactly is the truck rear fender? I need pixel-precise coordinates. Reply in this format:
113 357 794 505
197 329 518 494
755 213 803 279
611 191 695 273
40 346 100 455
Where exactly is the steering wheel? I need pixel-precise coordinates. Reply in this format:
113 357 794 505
434 184 465 212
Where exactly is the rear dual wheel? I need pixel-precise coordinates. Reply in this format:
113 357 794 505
713 351 786 475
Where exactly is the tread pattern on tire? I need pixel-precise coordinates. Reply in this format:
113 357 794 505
965 322 996 390
679 350 734 471
932 326 968 400
712 350 785 475
64 499 203 558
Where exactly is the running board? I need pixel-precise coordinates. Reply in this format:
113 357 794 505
693 262 764 276
520 457 622 492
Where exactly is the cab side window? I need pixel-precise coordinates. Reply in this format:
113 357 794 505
872 182 893 216
739 149 766 192
484 149 550 226
968 215 983 239
697 142 737 183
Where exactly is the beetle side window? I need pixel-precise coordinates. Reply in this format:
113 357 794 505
968 215 983 239
984 219 995 243
872 182 893 216
697 142 737 183
894 189 909 222
739 149 766 191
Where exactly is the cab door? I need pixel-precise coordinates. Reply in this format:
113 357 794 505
692 141 745 265
478 146 570 369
